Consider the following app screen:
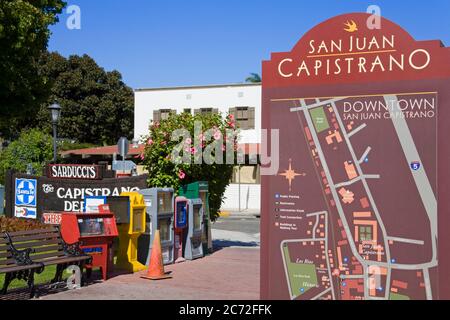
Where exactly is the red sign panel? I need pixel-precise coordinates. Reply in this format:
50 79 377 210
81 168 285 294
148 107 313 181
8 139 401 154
261 13 450 300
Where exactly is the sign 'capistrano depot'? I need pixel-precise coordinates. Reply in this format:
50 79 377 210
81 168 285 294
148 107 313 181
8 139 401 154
261 13 450 300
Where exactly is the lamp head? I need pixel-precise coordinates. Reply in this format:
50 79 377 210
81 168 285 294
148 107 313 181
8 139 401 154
48 102 61 124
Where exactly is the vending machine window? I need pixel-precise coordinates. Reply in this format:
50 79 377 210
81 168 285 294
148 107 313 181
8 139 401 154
157 191 173 214
78 218 104 236
193 205 202 230
132 208 145 233
176 200 187 228
159 218 171 242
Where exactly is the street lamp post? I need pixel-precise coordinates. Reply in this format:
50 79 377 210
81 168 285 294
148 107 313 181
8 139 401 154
48 102 61 163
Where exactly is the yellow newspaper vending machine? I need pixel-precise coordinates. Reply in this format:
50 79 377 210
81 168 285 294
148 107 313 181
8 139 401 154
116 192 147 272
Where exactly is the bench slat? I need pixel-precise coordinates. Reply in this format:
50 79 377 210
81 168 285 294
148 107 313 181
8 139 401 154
33 245 63 254
0 251 11 258
31 251 66 261
12 239 62 250
0 263 44 274
9 233 61 243
7 228 58 237
38 255 90 266
0 258 16 265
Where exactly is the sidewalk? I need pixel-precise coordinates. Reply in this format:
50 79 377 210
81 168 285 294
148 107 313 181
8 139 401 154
39 247 260 300
219 210 260 218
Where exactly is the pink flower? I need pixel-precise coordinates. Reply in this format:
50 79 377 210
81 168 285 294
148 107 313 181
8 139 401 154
222 144 226 151
198 133 205 141
228 114 235 121
153 121 160 128
213 130 222 140
227 121 235 129
178 170 186 180
185 138 192 145
184 146 191 153
135 153 145 160
161 140 167 146
147 138 153 145
191 147 197 154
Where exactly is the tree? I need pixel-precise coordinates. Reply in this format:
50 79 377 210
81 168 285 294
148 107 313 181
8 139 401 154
141 113 238 221
0 0 66 139
30 52 134 145
0 128 54 184
245 73 261 83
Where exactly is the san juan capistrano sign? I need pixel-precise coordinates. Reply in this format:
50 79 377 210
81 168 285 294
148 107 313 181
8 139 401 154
261 13 450 300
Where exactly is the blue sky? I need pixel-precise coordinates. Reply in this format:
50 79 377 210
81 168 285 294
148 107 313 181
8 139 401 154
48 0 450 89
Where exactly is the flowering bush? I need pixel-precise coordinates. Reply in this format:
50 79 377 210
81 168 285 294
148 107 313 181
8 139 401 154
141 112 238 221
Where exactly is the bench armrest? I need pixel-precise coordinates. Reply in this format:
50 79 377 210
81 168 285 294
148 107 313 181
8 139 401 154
62 240 85 257
5 232 35 266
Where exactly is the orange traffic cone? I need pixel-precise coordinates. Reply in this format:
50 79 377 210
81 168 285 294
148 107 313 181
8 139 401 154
141 230 172 280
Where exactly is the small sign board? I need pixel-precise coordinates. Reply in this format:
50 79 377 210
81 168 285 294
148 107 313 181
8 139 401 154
112 160 137 172
47 164 102 180
42 212 62 225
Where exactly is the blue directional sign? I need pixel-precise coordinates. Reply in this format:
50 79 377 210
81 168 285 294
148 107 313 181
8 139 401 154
15 178 37 207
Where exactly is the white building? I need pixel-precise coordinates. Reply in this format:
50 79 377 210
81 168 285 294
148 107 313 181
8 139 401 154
134 83 262 212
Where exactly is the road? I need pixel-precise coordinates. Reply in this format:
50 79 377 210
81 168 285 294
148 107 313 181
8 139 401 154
211 215 260 248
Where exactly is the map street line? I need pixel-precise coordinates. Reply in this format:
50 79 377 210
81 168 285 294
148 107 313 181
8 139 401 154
311 288 332 300
323 211 336 300
386 236 425 245
334 175 380 189
358 147 372 164
290 98 345 113
423 268 433 300
347 123 367 138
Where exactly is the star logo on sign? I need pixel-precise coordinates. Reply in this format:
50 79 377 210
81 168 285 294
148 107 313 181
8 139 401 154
279 159 306 191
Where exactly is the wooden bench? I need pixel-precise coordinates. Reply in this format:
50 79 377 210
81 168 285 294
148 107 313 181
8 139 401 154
0 233 45 298
1 226 92 298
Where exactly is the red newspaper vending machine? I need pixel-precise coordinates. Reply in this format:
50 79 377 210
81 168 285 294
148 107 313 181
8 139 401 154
60 205 118 280
174 197 188 262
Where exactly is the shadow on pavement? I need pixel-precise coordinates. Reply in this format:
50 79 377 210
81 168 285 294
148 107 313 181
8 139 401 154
213 239 260 248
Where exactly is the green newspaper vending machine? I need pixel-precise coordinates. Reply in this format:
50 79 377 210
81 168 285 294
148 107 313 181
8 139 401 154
178 181 212 254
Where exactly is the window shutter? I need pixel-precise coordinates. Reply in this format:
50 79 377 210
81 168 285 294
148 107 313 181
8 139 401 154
213 108 219 114
248 107 255 129
229 107 237 119
153 110 161 122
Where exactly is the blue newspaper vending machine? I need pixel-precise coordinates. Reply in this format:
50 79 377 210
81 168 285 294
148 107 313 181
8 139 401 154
174 196 188 262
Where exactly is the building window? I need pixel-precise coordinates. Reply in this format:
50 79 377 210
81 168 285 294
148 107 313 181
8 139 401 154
183 108 192 114
229 106 255 130
194 108 219 115
153 109 176 122
359 226 373 241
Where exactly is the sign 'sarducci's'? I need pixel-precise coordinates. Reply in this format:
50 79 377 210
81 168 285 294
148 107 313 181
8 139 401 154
261 13 450 300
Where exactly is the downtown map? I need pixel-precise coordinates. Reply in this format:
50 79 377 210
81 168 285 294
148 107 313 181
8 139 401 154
271 92 437 300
